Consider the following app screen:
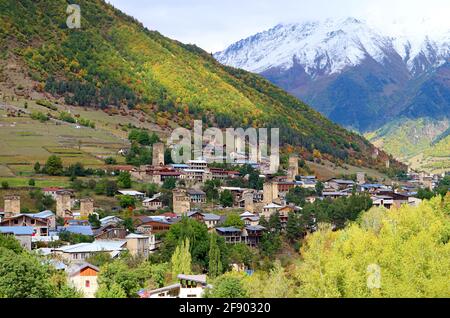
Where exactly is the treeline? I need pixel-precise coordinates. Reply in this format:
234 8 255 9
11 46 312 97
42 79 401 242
45 77 138 109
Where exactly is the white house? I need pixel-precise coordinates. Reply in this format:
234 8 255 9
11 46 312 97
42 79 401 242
138 274 210 298
67 263 99 298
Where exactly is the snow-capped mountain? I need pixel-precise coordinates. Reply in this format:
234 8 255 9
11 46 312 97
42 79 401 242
215 18 450 132
215 17 448 77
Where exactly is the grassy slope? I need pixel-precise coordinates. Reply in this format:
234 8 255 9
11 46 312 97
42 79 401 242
0 0 404 174
367 117 450 173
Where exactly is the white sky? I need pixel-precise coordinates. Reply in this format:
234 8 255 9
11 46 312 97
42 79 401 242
106 0 450 52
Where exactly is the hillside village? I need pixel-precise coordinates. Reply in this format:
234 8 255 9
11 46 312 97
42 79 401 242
1 138 448 298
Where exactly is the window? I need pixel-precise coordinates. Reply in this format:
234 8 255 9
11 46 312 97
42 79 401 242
85 280 90 288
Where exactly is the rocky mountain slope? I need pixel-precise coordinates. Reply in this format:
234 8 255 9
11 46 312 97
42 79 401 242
215 18 450 132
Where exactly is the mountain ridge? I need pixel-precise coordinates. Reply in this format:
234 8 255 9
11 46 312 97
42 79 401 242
0 0 405 174
215 17 450 132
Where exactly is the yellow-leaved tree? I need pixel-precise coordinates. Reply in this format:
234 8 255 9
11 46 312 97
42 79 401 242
295 194 450 298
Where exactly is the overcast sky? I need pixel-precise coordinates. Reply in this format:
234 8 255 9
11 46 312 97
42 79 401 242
106 0 450 52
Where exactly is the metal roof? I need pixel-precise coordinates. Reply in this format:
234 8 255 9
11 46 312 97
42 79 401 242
55 240 126 253
0 226 34 235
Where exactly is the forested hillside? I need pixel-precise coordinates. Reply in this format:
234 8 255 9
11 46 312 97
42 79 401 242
0 0 404 173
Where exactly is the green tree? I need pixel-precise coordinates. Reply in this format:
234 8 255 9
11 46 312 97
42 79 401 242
203 179 221 201
96 282 127 298
220 189 233 207
1 181 9 189
208 234 223 278
28 178 35 186
162 177 177 190
88 214 101 228
223 214 244 228
171 238 192 278
286 212 301 242
295 198 450 298
34 161 41 173
106 180 118 197
269 212 282 233
44 155 64 176
117 171 132 189
119 195 136 209
205 273 248 298
315 181 324 196
145 183 159 197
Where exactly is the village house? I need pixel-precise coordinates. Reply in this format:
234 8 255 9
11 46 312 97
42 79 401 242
125 233 150 257
53 240 127 262
93 224 128 240
216 227 244 244
371 195 394 209
142 193 163 211
138 274 210 299
187 211 221 229
99 216 123 227
216 226 265 247
243 225 266 247
117 190 146 200
134 216 175 234
186 189 207 204
0 214 49 237
42 187 71 200
0 226 33 250
66 263 99 298
327 179 356 191
240 211 260 226
261 202 282 219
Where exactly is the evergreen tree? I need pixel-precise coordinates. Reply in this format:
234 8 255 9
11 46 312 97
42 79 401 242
208 234 222 278
44 155 63 176
220 189 234 207
269 212 282 233
286 212 300 242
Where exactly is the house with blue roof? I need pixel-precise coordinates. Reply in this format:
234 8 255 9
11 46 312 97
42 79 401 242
0 226 34 250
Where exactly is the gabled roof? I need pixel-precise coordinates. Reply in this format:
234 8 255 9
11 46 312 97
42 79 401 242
29 210 55 219
187 189 206 196
126 233 149 239
240 211 256 217
100 215 123 223
245 225 266 231
216 227 242 233
66 262 100 277
0 226 34 235
263 203 282 209
177 274 207 284
58 225 93 236
202 213 221 221
55 240 126 253
118 190 145 196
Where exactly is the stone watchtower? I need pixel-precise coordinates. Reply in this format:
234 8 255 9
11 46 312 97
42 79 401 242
263 182 279 205
152 142 165 167
4 195 20 215
287 155 299 182
173 189 191 215
56 191 72 218
80 198 94 218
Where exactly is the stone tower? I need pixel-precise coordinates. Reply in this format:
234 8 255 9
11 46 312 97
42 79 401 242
152 142 165 167
80 198 94 218
4 195 20 215
173 189 191 215
56 191 72 217
357 172 366 185
287 155 299 182
269 154 279 174
243 191 255 212
263 182 278 205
